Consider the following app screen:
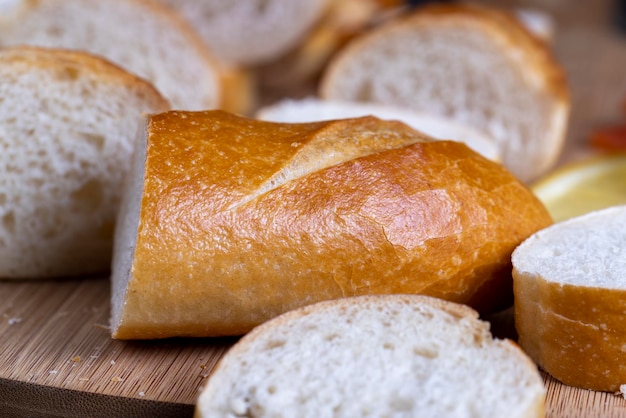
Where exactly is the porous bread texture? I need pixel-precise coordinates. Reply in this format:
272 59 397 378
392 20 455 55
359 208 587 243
256 97 501 161
513 206 626 391
0 46 169 279
0 0 221 110
320 3 569 182
196 294 546 418
513 206 626 288
155 0 331 66
110 110 552 339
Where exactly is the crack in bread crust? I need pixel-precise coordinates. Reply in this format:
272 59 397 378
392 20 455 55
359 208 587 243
229 116 433 209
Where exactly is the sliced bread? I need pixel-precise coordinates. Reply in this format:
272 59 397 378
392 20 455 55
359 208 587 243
0 46 169 279
320 3 570 182
195 294 546 418
0 0 221 110
512 205 626 391
153 0 331 66
256 97 501 161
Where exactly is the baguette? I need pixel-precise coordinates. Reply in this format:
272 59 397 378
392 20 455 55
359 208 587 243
513 205 626 392
195 294 546 418
110 110 552 339
0 46 169 279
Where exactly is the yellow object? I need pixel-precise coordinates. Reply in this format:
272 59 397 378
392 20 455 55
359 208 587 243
531 153 626 222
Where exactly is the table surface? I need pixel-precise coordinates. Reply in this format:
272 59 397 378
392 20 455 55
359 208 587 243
3 278 626 418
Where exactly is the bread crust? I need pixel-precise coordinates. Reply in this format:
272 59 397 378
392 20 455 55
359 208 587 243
112 110 552 339
515 262 626 392
0 46 169 100
513 206 626 391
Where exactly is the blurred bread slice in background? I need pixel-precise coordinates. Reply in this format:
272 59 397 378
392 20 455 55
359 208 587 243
0 46 169 279
256 97 501 161
0 0 222 110
154 0 332 67
320 3 570 182
253 0 406 104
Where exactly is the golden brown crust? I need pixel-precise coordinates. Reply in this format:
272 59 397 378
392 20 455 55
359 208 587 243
514 270 626 392
114 110 552 339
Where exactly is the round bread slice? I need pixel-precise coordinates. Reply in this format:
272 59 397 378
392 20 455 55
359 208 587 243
0 0 221 110
512 205 626 392
320 3 570 182
196 294 546 418
256 97 501 161
0 46 169 279
154 0 331 66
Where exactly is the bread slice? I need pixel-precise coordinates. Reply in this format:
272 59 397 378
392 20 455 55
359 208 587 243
153 0 331 66
110 110 552 339
256 97 501 161
0 46 169 279
512 205 626 392
320 3 570 182
0 0 221 110
195 294 546 418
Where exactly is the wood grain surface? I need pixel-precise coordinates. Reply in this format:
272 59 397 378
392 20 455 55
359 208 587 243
3 278 626 417
0 278 236 417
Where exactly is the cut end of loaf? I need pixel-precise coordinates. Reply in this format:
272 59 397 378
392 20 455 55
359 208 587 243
513 205 626 288
110 122 150 337
197 295 545 418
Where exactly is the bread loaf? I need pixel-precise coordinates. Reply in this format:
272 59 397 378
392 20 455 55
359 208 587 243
0 46 169 279
320 3 570 182
0 0 221 110
513 205 626 392
195 294 546 418
110 110 552 339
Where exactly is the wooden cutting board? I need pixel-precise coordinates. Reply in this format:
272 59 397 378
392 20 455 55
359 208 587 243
2 277 626 418
0 277 235 418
